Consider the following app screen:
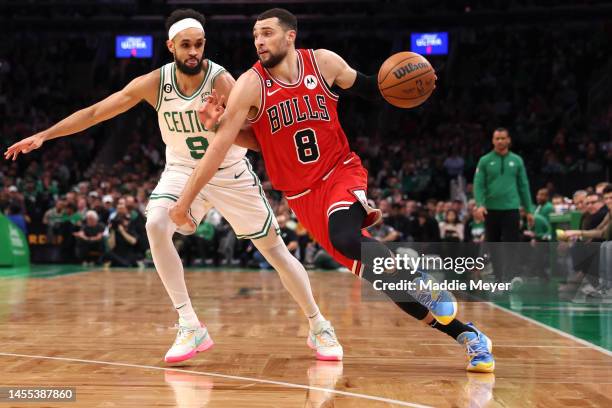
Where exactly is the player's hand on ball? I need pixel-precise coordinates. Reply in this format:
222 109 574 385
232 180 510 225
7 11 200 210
4 134 44 161
168 203 195 231
198 89 226 130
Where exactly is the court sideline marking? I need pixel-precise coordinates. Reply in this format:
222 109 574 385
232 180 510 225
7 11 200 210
0 351 432 408
487 302 612 357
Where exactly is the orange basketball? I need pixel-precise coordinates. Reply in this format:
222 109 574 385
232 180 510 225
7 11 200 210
377 52 436 108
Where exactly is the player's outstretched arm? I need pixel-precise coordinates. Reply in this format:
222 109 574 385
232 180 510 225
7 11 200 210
4 70 159 160
207 71 261 152
169 70 261 228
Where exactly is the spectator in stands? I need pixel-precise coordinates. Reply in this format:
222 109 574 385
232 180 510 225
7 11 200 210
74 210 105 265
101 202 142 267
582 142 604 174
378 199 391 220
76 196 88 219
561 186 612 296
584 192 609 230
387 203 413 241
177 218 218 267
564 188 612 242
550 194 565 213
57 202 81 262
102 195 115 223
443 149 465 178
42 198 65 242
573 190 588 214
519 206 552 281
412 209 441 242
125 195 147 255
7 185 24 210
559 191 608 294
535 188 554 220
451 199 466 221
595 182 610 195
439 209 464 242
368 219 400 242
434 201 445 222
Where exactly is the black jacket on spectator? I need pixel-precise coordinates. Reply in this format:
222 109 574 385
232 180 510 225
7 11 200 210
412 212 441 242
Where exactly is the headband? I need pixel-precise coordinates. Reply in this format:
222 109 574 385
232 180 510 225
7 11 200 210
168 18 204 40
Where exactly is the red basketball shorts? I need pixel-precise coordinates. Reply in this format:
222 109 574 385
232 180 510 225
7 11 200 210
285 152 377 275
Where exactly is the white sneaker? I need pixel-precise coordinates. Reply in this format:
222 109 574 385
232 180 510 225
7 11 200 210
164 318 214 363
307 320 343 361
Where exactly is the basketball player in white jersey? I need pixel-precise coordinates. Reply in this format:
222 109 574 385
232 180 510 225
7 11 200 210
4 9 342 363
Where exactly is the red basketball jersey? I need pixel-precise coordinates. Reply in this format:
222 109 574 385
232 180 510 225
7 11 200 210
248 49 351 194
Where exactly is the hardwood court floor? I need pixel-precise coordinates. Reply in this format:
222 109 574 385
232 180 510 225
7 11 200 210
0 268 611 407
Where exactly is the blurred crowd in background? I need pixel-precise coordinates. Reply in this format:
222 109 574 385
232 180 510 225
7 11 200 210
1 16 611 295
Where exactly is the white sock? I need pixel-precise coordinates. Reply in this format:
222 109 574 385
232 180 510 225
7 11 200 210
307 310 327 330
146 206 200 328
175 300 200 327
253 230 326 330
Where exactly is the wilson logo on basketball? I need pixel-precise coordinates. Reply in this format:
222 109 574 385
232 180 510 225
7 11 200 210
393 62 429 79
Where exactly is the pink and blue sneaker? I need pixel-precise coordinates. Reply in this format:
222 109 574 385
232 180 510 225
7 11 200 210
307 320 343 361
164 318 214 364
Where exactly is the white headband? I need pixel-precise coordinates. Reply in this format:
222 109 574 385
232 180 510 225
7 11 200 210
168 18 204 40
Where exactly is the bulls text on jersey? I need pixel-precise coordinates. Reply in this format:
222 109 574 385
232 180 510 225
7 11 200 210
266 95 330 134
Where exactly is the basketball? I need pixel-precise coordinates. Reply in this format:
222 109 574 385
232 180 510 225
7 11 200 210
377 52 436 108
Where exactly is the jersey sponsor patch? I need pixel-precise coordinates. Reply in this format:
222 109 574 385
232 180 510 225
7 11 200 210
304 74 317 90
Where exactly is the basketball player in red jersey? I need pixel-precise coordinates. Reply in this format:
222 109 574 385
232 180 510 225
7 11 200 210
170 8 495 372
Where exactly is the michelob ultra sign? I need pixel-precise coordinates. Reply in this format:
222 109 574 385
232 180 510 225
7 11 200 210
410 32 448 55
116 35 153 58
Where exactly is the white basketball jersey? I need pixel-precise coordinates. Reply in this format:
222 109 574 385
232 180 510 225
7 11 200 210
155 60 246 168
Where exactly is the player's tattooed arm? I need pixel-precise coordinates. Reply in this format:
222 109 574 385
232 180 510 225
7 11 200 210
313 49 380 100
170 70 261 227
4 70 159 161
211 71 261 152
